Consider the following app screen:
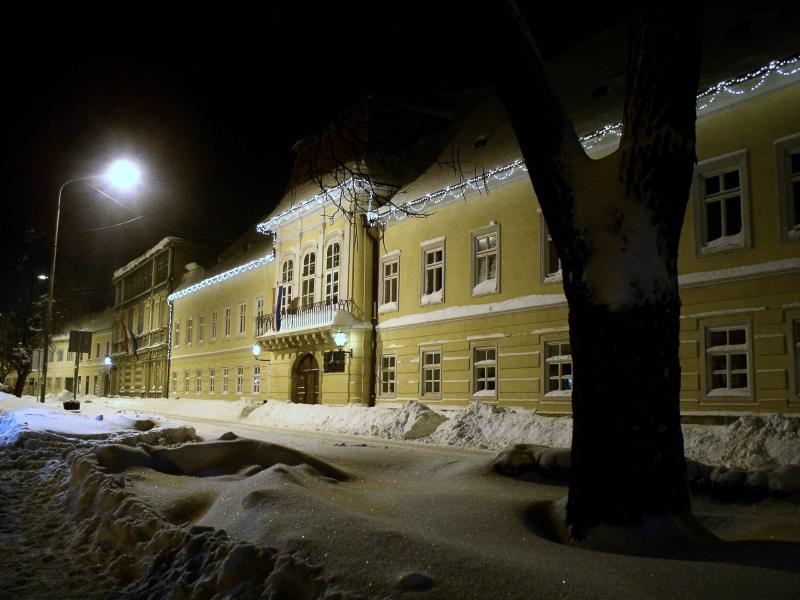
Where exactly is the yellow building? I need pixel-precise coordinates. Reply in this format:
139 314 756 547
165 55 800 415
111 237 216 397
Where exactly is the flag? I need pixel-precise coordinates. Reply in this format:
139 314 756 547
275 286 283 332
123 324 138 357
120 324 129 354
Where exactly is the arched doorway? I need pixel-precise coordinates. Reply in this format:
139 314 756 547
293 353 320 404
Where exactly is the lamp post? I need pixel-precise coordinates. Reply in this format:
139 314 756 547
38 159 141 404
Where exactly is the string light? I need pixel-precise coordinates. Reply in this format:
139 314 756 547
167 254 275 304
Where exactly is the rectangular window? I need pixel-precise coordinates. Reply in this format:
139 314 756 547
211 311 218 340
209 368 216 393
255 297 265 336
473 346 497 397
472 226 499 295
96 343 100 358
137 302 144 335
281 259 294 312
380 354 396 397
380 257 399 310
195 370 202 393
105 341 110 357
421 241 445 305
693 150 749 254
67 351 75 361
544 341 573 396
238 303 247 335
186 317 193 345
325 242 340 303
224 306 231 337
775 133 800 241
57 349 63 362
183 371 190 393
172 371 177 393
706 326 750 397
253 365 261 394
222 367 229 393
301 252 316 307
236 366 244 394
421 350 441 397
174 321 180 348
198 315 205 343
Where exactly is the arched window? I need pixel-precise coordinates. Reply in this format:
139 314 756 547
325 241 340 303
280 259 294 311
301 251 316 307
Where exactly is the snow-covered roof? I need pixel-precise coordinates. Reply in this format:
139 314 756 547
112 236 182 280
52 307 114 339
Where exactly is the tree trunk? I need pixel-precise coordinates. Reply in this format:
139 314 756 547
13 367 30 398
492 2 702 535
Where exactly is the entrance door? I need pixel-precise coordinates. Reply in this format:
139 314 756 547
293 353 320 404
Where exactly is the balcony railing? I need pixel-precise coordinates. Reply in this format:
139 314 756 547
112 326 168 355
255 299 356 336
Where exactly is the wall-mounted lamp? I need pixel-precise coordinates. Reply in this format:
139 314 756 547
252 344 271 362
333 329 353 357
103 355 113 367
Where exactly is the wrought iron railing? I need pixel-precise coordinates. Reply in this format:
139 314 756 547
255 299 356 335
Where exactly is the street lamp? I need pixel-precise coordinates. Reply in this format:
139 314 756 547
252 343 271 362
333 328 353 357
38 159 142 404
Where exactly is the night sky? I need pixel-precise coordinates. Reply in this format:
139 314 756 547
0 2 651 313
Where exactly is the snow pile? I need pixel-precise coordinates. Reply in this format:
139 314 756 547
247 399 445 440
684 414 800 470
423 401 573 450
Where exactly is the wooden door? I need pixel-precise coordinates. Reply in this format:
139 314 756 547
294 353 320 404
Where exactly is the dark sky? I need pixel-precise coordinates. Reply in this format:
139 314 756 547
0 2 628 312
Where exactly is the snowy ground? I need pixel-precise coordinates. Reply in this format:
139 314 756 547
2 393 800 598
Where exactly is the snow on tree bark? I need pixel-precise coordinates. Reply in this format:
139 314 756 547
493 2 702 535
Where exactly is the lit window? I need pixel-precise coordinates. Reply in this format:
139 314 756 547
302 252 316 307
380 354 396 397
472 226 499 295
693 150 749 254
775 133 800 241
236 366 244 394
421 350 441 397
706 326 750 397
253 365 261 393
325 242 340 303
473 347 497 397
545 341 572 396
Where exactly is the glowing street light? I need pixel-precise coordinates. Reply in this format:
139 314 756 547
39 159 142 405
252 343 270 362
37 274 49 280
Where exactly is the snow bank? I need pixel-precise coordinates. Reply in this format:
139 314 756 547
247 399 446 441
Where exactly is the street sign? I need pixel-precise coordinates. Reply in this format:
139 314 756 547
68 330 92 354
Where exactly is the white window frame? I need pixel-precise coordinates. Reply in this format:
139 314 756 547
420 239 445 306
195 370 202 393
379 252 400 313
236 366 244 394
540 216 562 284
183 370 190 393
379 354 396 398
692 149 750 255
211 310 218 340
281 258 294 312
543 339 573 398
775 133 800 242
223 305 232 337
301 251 316 307
209 368 216 394
253 365 261 394
702 323 753 400
471 345 497 398
186 317 193 346
420 348 442 399
471 224 500 297
198 314 205 343
325 241 341 303
255 296 265 336
172 371 178 394
222 367 229 394
174 321 180 348
238 302 247 336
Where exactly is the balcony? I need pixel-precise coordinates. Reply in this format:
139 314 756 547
255 299 359 349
